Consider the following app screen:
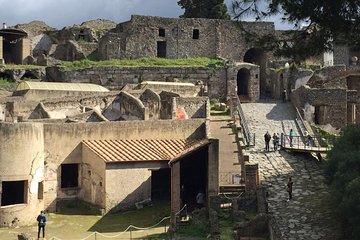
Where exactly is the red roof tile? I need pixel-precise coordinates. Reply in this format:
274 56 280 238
82 139 209 163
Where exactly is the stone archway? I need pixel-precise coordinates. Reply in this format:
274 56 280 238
237 68 250 97
244 48 267 97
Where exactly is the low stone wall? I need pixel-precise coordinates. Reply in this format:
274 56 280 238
45 66 226 99
0 67 46 81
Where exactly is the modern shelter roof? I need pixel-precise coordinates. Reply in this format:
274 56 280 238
140 81 195 87
82 139 210 163
16 81 109 92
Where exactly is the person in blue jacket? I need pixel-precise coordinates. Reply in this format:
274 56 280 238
37 210 47 239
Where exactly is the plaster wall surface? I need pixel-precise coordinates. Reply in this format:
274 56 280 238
105 161 167 212
81 145 106 208
0 123 44 226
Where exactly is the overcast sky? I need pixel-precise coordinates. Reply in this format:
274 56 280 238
0 0 292 30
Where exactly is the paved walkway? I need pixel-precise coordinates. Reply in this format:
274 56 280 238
209 116 241 186
241 101 341 240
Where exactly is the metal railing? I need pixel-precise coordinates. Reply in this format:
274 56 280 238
281 134 337 152
236 97 255 146
294 107 320 147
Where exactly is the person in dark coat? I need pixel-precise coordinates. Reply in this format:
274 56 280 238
37 210 47 239
264 131 271 151
287 176 293 201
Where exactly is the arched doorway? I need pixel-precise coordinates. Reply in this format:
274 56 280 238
244 48 263 65
244 48 266 97
237 68 250 96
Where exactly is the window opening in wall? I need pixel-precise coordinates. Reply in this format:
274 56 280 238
61 164 79 188
1 180 28 206
193 29 199 39
38 181 44 200
159 28 165 37
78 29 86 41
157 41 167 58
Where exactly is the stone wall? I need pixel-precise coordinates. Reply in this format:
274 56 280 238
118 91 147 120
0 67 45 81
227 63 260 101
291 86 348 128
46 66 226 99
0 123 44 227
175 97 209 119
139 89 160 120
99 15 275 61
160 91 178 119
333 46 349 66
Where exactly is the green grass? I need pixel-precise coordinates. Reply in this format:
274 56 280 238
0 77 15 86
219 209 235 240
60 57 225 70
90 200 170 232
176 222 210 238
4 64 42 69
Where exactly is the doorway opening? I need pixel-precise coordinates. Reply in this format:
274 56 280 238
180 147 208 212
157 41 166 58
61 163 79 188
237 68 250 96
151 168 170 201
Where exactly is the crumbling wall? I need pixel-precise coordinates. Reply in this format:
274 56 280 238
99 15 275 61
139 89 161 120
175 97 209 119
0 122 44 227
291 86 347 128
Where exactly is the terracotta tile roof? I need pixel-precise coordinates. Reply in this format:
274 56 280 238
82 139 210 163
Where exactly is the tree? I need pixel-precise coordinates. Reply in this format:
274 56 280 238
178 0 230 19
230 0 360 62
325 125 360 239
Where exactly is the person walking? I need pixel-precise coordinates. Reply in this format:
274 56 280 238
282 88 287 102
287 176 293 201
272 133 279 151
304 130 309 147
36 210 47 239
289 129 295 147
264 131 271 151
196 191 205 209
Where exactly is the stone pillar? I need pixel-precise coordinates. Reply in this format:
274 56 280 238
245 164 259 191
170 161 180 229
0 36 3 63
208 139 219 198
21 38 31 63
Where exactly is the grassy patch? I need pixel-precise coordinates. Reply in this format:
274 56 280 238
176 222 210 238
4 64 42 69
90 200 170 232
0 77 15 86
219 209 234 239
60 57 225 70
